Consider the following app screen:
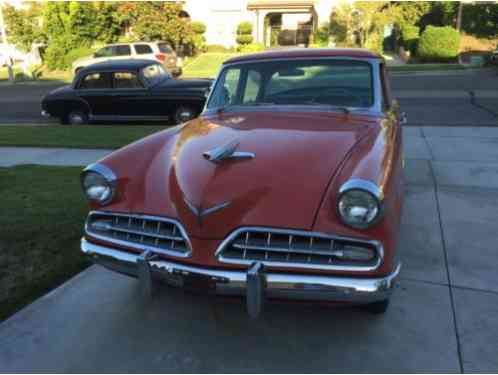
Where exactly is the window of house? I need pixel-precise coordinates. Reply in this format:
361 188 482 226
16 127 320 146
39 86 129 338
134 44 153 55
78 73 112 89
113 72 143 89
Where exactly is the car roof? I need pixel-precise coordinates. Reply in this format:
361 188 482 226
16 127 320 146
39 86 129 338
224 48 382 64
79 59 158 74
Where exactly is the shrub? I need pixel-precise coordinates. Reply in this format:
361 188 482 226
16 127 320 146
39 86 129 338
237 21 253 36
63 46 95 67
43 41 69 70
365 32 383 55
417 26 461 62
237 43 265 53
401 25 420 56
236 21 253 46
191 21 206 35
236 34 254 45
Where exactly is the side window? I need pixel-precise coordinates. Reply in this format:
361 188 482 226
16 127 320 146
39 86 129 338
207 67 241 108
113 72 143 89
242 69 262 104
78 73 112 89
94 47 113 58
114 45 131 56
134 44 153 55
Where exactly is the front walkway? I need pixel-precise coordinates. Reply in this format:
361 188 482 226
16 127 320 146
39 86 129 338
1 126 498 372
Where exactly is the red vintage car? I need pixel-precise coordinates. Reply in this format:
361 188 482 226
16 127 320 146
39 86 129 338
80 48 405 317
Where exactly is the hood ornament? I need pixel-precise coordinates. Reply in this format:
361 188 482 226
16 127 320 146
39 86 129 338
184 197 230 227
203 139 255 163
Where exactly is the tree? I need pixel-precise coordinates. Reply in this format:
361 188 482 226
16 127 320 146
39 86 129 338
329 2 400 53
3 3 44 52
93 2 121 43
393 1 431 27
126 2 194 48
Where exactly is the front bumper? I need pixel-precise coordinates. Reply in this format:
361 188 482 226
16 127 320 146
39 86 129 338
82 238 401 304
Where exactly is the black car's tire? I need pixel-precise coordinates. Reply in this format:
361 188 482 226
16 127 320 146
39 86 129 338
173 105 197 124
362 299 390 315
62 110 89 125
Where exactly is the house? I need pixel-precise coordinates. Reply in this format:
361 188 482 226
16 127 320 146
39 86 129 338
179 0 343 47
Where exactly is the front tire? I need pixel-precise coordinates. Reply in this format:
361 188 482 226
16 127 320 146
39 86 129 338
363 299 390 315
173 105 197 124
61 109 88 125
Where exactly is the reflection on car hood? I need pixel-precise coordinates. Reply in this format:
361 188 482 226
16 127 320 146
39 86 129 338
101 111 375 239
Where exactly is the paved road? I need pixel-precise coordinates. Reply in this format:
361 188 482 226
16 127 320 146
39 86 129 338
0 68 497 126
1 126 498 372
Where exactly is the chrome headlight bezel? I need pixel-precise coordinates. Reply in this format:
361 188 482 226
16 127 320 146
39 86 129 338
337 179 384 229
80 163 117 206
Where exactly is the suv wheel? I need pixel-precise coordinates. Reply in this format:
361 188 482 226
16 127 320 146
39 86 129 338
174 106 196 124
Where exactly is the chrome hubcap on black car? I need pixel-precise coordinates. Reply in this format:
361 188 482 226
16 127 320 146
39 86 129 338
69 113 84 125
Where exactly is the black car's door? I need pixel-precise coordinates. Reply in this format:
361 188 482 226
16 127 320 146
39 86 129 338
109 71 152 119
76 72 113 117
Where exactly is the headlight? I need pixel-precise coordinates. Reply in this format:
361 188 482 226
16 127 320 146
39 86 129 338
80 164 116 205
337 179 383 229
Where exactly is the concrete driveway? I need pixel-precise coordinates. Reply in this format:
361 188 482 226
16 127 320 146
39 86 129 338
1 126 498 372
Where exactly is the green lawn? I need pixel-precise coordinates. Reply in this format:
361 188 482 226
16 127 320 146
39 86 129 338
388 64 467 72
0 66 72 84
0 166 90 321
0 125 167 149
182 52 239 78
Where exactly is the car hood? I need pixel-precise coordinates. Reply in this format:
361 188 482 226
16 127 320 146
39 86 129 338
102 111 375 239
152 77 213 91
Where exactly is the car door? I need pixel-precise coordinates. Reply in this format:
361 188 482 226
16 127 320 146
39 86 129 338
109 70 150 119
75 72 113 118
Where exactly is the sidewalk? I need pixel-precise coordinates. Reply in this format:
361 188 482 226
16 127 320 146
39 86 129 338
0 147 113 167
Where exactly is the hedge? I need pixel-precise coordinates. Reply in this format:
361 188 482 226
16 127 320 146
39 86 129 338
417 26 460 62
401 24 420 56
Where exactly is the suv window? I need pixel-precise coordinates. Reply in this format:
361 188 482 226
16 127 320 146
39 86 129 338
114 45 131 56
134 44 153 55
78 73 112 89
94 47 113 58
113 72 143 89
158 43 173 54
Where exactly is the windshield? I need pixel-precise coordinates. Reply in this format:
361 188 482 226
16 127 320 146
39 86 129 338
141 63 171 86
207 59 373 110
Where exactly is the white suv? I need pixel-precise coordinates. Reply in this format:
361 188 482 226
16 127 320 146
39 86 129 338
72 42 181 76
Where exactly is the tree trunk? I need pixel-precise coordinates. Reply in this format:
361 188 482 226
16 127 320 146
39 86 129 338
0 4 14 82
456 2 463 31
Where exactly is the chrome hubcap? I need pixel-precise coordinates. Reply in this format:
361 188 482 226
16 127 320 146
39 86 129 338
69 113 84 125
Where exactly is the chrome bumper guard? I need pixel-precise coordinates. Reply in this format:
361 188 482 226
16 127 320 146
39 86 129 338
82 238 401 317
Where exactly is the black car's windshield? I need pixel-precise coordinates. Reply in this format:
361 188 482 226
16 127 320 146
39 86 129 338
207 59 373 110
141 64 171 86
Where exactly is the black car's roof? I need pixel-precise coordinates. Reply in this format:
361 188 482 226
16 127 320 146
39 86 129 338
79 59 158 74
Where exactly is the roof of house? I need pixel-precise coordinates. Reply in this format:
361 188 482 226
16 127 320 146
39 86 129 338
224 48 382 65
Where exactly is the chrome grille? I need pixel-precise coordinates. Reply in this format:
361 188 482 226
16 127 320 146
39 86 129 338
216 228 382 271
85 211 191 258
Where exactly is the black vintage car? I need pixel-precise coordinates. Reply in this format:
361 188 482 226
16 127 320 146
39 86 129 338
41 59 213 125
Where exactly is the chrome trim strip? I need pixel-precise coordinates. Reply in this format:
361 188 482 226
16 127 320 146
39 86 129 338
85 211 192 258
81 238 400 303
214 227 383 272
81 163 117 206
89 115 170 122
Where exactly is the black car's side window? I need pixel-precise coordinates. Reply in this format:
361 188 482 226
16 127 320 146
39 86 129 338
134 44 153 55
113 72 143 89
78 73 112 90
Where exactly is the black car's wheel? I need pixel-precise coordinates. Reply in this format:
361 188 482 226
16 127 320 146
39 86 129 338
62 110 89 125
362 299 390 315
173 105 197 124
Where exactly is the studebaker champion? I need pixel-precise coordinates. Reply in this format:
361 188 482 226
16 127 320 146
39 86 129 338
80 48 405 317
